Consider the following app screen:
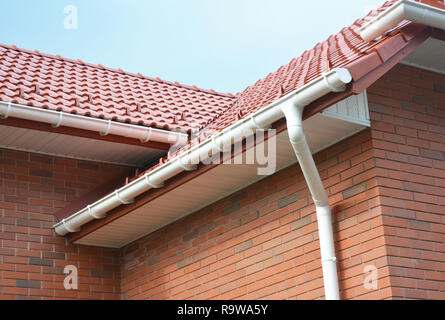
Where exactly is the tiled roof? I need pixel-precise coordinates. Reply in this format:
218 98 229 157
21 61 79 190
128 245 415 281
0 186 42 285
127 0 420 181
0 0 440 182
0 44 235 134
199 0 445 136
201 0 402 135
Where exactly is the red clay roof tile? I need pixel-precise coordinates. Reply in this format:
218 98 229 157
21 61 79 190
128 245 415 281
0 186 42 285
200 0 404 136
123 0 438 182
0 44 235 134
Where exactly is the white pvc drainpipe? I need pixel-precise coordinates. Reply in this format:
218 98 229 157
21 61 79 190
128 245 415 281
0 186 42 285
360 0 445 42
0 101 188 148
281 99 343 301
53 68 352 299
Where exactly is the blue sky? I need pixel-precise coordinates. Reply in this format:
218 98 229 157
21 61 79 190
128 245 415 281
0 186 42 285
0 0 385 94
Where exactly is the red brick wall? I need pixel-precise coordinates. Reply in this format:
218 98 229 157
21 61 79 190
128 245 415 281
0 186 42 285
367 64 445 299
120 126 390 299
120 126 392 300
0 149 128 299
119 64 444 300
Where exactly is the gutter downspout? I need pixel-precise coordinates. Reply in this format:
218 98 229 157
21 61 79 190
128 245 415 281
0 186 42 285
280 69 352 299
0 101 188 148
359 0 445 42
53 68 352 300
281 97 345 300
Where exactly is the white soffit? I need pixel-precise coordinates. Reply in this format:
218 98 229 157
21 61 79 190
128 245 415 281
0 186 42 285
401 37 445 75
0 125 165 167
75 91 370 248
321 90 370 126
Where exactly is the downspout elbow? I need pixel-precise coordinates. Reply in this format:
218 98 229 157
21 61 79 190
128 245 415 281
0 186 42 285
281 100 330 207
281 100 305 145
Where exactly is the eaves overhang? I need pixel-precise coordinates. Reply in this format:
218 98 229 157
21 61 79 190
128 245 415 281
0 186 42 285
57 22 436 246
0 101 189 149
71 91 371 248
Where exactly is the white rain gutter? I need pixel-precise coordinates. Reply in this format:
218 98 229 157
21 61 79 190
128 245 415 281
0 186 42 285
53 68 352 299
0 101 188 147
360 0 445 42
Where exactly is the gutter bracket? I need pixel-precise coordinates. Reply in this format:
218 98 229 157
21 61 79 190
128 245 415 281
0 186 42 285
140 128 152 143
87 204 106 219
0 101 11 119
51 111 63 128
114 190 135 205
61 218 80 233
145 175 164 189
100 120 112 136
